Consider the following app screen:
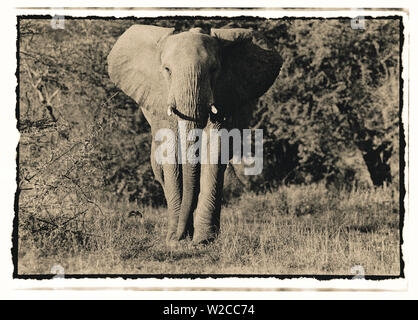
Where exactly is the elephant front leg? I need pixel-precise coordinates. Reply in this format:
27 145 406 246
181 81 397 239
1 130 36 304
162 164 182 245
151 141 181 244
192 162 226 244
192 120 227 244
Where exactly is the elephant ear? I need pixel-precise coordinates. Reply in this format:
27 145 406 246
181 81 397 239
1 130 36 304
211 28 282 109
107 25 175 115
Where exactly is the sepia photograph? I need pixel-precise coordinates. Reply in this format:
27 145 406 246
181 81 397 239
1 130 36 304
14 10 405 280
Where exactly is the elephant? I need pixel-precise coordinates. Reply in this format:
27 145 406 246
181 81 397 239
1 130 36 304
107 24 282 246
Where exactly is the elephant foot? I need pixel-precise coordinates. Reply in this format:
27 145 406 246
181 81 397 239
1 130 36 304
192 232 217 245
166 233 193 250
166 239 182 250
167 238 197 252
175 228 193 242
192 221 220 245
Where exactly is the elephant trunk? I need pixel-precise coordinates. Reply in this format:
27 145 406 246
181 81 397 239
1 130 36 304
170 66 217 241
172 93 203 240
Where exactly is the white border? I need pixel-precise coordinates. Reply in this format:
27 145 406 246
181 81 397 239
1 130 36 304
1 2 416 299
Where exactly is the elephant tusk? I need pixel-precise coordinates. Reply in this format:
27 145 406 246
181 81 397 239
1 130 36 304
167 106 173 116
211 105 218 114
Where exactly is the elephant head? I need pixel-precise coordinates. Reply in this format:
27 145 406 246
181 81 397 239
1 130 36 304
107 25 282 245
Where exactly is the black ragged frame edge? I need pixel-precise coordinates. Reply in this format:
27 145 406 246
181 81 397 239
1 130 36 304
13 14 406 281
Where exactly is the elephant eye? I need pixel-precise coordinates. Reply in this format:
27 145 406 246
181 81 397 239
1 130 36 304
164 66 171 75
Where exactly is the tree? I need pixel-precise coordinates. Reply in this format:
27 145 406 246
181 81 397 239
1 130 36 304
254 18 400 188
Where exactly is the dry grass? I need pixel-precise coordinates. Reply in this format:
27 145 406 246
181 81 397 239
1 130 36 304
17 183 401 276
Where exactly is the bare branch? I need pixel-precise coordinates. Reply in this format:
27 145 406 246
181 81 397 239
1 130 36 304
24 63 60 121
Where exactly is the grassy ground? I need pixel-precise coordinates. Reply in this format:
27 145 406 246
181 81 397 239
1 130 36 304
17 183 401 276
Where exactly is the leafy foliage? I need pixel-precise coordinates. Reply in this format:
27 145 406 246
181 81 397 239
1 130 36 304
250 18 400 188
